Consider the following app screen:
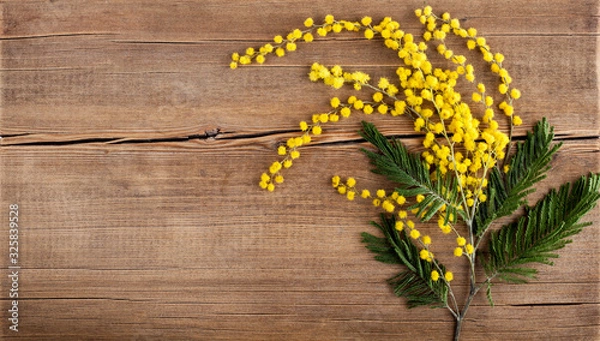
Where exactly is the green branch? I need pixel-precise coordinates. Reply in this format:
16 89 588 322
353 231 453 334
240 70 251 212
474 118 561 238
362 214 450 309
360 121 464 224
482 173 600 286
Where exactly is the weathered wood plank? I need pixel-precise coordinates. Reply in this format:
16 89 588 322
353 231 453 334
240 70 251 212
1 0 599 340
5 299 599 340
1 0 597 40
0 139 598 339
1 1 598 141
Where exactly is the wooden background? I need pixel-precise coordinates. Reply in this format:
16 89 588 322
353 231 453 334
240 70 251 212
0 0 598 340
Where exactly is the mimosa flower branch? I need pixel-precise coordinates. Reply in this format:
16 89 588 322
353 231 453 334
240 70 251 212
230 6 600 340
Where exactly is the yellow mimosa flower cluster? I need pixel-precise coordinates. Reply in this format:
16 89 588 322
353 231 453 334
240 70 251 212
234 4 521 287
233 7 522 204
431 269 453 283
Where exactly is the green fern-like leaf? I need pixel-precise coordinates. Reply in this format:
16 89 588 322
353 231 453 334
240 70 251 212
359 121 464 223
474 118 561 236
483 173 600 284
362 214 449 308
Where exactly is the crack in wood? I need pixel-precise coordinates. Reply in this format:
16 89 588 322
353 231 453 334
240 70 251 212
0 133 223 146
0 32 117 41
509 302 591 307
1 130 598 147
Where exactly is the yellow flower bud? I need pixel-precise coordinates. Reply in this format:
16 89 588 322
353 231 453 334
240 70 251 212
410 229 420 240
331 175 341 187
498 83 508 94
466 244 474 254
346 191 355 201
510 88 521 99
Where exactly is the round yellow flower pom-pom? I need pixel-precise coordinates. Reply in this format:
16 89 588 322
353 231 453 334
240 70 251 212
325 14 335 25
346 191 355 201
465 244 475 254
513 115 523 126
261 173 270 183
286 42 297 51
381 200 394 213
331 175 341 187
499 83 508 94
410 229 420 240
395 221 404 231
510 88 522 99
269 161 282 174
420 249 433 262
372 92 384 102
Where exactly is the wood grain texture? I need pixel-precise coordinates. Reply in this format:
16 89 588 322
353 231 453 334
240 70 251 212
0 0 599 340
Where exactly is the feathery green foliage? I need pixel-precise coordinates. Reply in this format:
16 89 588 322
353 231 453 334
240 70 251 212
483 173 600 284
362 214 449 308
358 118 599 310
360 121 463 224
474 118 561 236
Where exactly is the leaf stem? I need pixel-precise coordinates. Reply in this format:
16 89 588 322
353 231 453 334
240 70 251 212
454 272 482 341
454 316 463 341
452 219 481 340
